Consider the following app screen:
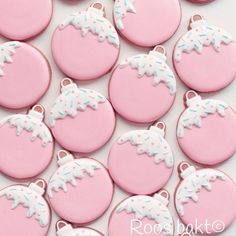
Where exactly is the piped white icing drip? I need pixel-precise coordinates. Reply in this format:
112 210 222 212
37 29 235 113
59 9 120 48
175 20 233 62
118 127 174 168
175 169 226 216
177 97 228 138
49 83 106 127
0 185 50 227
117 195 174 236
0 41 21 77
114 0 136 30
48 159 101 198
0 113 52 146
58 227 101 236
120 52 176 94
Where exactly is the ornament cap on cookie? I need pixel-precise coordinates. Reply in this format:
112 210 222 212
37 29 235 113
184 90 202 107
56 220 73 236
57 150 74 166
149 121 166 137
29 179 47 196
178 162 196 179
153 189 170 206
88 2 106 16
189 14 206 29
149 45 167 61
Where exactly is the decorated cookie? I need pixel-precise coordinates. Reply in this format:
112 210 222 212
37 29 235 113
0 179 51 236
49 78 115 153
177 91 236 165
109 190 174 236
52 2 120 81
108 121 174 194
0 0 52 40
48 150 114 224
0 105 54 179
113 0 181 47
0 41 51 109
175 162 236 234
109 45 176 123
173 15 236 92
56 220 103 236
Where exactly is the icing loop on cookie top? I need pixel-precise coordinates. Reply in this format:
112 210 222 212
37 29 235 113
118 124 174 168
49 79 106 127
119 47 176 94
59 5 120 48
175 167 226 216
177 91 228 138
0 183 50 227
0 41 21 77
114 0 136 30
174 17 233 62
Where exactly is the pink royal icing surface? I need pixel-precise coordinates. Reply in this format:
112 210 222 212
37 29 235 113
0 42 51 109
0 0 52 40
113 0 181 47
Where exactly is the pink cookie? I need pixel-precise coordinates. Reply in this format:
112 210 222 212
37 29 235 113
52 2 120 81
187 0 215 3
173 15 236 92
0 105 54 179
109 46 176 123
0 41 51 109
48 150 114 224
49 78 115 153
175 162 236 235
113 0 181 47
0 0 53 40
0 179 51 236
109 190 174 236
177 91 236 166
56 220 104 236
108 121 174 194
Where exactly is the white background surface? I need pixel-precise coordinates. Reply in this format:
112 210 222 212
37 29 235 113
1 0 236 235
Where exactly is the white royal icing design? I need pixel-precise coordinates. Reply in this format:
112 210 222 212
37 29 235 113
177 97 228 138
114 0 136 30
59 8 120 48
119 51 176 94
0 185 50 227
59 228 101 236
0 41 21 77
175 20 233 62
175 169 226 216
48 159 101 198
49 83 106 127
0 113 52 146
117 195 174 236
118 127 174 168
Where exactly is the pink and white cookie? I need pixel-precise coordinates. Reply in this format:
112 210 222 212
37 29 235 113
108 121 174 194
0 0 53 40
0 104 54 179
109 190 174 236
0 41 51 109
49 78 115 153
0 179 51 236
173 15 236 92
52 2 120 81
177 91 236 165
48 150 114 224
109 45 176 123
56 220 104 236
175 162 236 234
113 0 181 47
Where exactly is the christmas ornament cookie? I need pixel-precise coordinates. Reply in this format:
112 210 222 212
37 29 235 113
108 121 174 194
113 0 181 47
0 179 51 236
109 190 174 236
177 91 236 165
109 45 176 123
173 15 236 92
0 41 51 109
48 150 114 224
56 220 103 236
175 162 236 234
0 105 53 179
0 0 52 40
52 2 120 81
49 78 115 153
